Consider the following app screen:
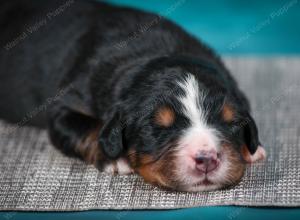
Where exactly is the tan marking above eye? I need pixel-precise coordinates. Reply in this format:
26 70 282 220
222 103 235 122
154 106 175 127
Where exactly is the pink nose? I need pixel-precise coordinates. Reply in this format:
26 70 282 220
195 151 219 173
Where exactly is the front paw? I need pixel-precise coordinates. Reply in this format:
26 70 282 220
103 158 134 175
76 129 133 174
242 145 266 163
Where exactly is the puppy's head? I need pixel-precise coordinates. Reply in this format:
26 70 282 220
99 57 261 191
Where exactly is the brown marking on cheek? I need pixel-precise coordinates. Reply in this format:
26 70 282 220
221 143 246 186
222 103 235 122
138 164 168 187
136 154 169 187
154 106 175 127
76 126 104 166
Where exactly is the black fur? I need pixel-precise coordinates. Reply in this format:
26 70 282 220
0 0 260 170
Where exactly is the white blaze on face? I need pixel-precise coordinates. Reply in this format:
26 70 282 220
177 73 220 152
175 73 222 190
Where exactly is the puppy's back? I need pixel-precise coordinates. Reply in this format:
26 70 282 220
0 0 97 126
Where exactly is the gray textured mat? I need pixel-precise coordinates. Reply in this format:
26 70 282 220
0 57 299 210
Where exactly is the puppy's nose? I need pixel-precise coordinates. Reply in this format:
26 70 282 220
195 151 219 173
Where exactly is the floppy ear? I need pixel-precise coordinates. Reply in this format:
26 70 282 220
99 110 124 159
241 113 260 155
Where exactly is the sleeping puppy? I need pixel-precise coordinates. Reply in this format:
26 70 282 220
0 0 266 191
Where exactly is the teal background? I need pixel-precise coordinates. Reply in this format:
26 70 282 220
1 0 300 219
108 0 300 55
1 207 300 220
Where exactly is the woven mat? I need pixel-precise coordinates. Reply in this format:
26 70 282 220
0 57 299 211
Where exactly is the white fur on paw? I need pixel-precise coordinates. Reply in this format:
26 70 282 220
246 146 266 163
103 163 116 174
115 158 133 175
103 158 133 175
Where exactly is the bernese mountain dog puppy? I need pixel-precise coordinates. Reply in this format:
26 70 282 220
0 0 266 191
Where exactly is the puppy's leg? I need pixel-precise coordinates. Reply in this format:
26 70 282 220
47 106 132 174
48 106 104 167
